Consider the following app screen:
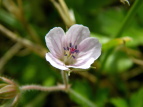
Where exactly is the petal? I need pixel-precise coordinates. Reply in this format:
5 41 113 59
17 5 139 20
78 37 101 59
64 24 90 47
46 53 69 70
68 37 101 69
66 58 95 69
45 27 65 58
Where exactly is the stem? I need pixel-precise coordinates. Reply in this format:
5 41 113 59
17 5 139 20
58 0 74 24
51 0 75 27
0 42 22 73
61 70 69 90
101 0 143 71
3 0 42 44
69 89 96 107
115 0 142 38
0 24 47 57
21 85 66 92
11 94 20 107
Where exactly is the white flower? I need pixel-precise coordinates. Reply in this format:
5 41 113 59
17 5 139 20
45 24 101 70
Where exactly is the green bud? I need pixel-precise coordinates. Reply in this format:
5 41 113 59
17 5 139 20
0 77 20 99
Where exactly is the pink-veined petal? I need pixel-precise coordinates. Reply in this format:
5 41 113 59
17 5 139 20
45 27 65 58
66 58 95 69
68 37 101 69
46 53 69 70
64 24 90 47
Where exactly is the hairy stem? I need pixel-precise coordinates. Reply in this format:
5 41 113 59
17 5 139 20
21 85 66 92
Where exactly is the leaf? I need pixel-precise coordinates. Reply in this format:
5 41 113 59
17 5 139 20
110 98 128 107
103 50 133 73
102 37 132 51
130 87 143 107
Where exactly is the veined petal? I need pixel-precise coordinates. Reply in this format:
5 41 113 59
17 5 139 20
64 24 90 47
46 53 69 70
68 37 101 69
66 58 95 69
45 27 65 58
78 37 101 59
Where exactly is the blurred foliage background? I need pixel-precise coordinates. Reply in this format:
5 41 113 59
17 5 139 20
0 0 143 107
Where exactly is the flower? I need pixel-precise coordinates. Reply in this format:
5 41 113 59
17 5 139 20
45 24 101 71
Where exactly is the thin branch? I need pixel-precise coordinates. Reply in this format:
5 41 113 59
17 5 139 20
0 24 47 57
51 0 74 27
58 0 75 24
51 0 70 26
131 57 143 66
11 94 20 107
3 0 42 44
0 42 22 73
69 89 96 107
21 85 67 92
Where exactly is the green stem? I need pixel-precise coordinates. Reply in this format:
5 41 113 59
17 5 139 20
101 0 142 71
61 70 69 90
69 89 96 107
115 0 142 38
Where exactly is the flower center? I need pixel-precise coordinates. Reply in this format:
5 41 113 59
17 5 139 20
63 43 79 65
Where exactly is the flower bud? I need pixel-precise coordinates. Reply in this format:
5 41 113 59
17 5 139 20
0 77 20 99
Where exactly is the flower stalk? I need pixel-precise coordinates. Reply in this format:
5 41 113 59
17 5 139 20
20 84 67 92
61 70 69 90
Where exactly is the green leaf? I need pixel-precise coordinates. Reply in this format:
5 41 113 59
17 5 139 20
102 37 132 51
103 50 133 73
130 87 143 107
110 98 128 107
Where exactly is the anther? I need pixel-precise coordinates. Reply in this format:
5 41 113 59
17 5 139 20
75 50 79 53
75 45 77 49
69 43 72 47
63 47 66 50
72 55 76 59
67 47 69 50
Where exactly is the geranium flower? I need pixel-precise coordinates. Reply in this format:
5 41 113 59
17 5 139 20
45 24 101 71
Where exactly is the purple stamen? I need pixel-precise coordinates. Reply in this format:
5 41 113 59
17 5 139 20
69 43 72 47
75 45 77 49
67 47 69 50
72 55 76 59
63 47 66 50
75 50 79 53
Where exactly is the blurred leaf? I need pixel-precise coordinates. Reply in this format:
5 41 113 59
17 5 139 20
103 50 133 73
0 9 23 31
22 64 37 83
69 80 95 107
91 33 110 44
97 8 125 36
94 88 109 107
42 77 55 86
102 37 132 51
110 98 128 107
69 89 96 107
123 28 143 47
130 87 143 107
